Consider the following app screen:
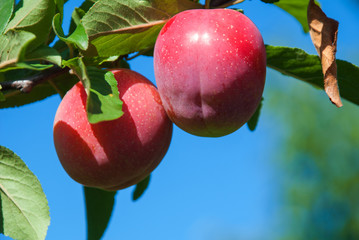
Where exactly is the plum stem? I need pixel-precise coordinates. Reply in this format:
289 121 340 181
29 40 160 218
216 0 246 8
205 0 211 9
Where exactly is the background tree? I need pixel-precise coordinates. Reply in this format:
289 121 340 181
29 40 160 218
268 78 359 240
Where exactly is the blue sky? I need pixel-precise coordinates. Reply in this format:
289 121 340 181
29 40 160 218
1 0 359 239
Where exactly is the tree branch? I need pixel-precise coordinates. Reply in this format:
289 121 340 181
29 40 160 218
0 67 69 93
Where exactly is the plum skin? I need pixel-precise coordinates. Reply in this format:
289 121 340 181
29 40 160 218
154 9 266 137
53 69 173 191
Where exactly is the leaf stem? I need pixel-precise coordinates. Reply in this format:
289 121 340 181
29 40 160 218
67 43 74 59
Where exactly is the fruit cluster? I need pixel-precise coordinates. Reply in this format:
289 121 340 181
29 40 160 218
53 9 266 191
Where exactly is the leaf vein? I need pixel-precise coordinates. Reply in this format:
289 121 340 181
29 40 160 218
0 182 40 239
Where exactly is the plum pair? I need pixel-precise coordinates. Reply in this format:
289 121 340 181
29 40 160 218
53 9 266 190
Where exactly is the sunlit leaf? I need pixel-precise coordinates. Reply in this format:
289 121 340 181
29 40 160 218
62 58 123 123
82 0 202 57
52 13 88 50
271 0 310 32
89 24 164 57
0 30 35 69
0 63 53 72
0 146 50 240
86 68 123 123
5 0 56 49
0 0 14 34
69 7 88 34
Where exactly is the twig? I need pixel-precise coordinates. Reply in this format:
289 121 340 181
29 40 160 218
205 0 211 9
0 67 69 93
216 0 246 9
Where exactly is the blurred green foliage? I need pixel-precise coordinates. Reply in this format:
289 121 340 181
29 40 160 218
268 72 359 240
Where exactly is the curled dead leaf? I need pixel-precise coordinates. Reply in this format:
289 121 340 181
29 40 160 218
307 0 342 107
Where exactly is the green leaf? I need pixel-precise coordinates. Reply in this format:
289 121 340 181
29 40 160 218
0 30 36 69
0 0 14 34
46 0 65 45
141 47 154 57
5 0 56 49
98 58 131 69
0 62 53 72
0 68 77 108
247 98 263 131
266 45 359 106
68 7 86 34
132 175 151 201
82 57 131 69
89 24 164 57
83 56 120 66
272 0 310 32
54 0 64 18
68 0 96 34
81 0 202 57
52 39 72 61
62 57 123 123
87 68 124 123
82 0 170 38
0 32 60 72
52 13 89 50
80 0 97 12
62 57 90 91
25 45 62 67
84 187 117 240
82 0 201 37
0 146 50 240
72 8 86 26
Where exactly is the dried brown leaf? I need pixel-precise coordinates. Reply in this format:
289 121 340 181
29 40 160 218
307 0 342 107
